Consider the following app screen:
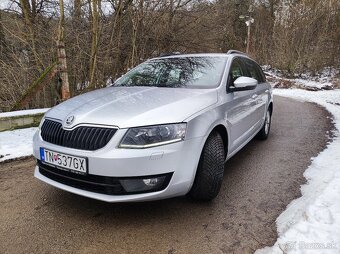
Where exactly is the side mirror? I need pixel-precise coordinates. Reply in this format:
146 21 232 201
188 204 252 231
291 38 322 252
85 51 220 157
229 76 257 92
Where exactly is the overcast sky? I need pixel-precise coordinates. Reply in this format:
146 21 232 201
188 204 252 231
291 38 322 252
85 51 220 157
0 0 9 10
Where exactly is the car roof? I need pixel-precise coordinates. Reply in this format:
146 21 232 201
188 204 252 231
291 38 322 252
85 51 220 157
151 52 250 61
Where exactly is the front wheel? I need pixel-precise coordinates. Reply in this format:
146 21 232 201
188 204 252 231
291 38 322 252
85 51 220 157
189 131 225 201
256 107 272 140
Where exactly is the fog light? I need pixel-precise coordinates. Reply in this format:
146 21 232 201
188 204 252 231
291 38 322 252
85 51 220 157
119 174 172 193
143 178 160 187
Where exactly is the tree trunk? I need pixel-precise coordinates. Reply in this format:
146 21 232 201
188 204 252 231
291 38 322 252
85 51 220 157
57 0 70 100
74 0 82 20
0 10 6 55
89 0 100 89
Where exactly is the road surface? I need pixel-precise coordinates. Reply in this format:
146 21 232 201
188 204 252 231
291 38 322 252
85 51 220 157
0 96 333 254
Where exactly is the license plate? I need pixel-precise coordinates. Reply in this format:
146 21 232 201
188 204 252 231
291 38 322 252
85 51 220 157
40 148 87 175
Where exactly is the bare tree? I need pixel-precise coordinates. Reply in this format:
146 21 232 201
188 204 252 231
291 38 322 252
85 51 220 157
0 0 339 110
0 10 6 55
19 0 44 70
57 0 70 99
88 0 100 89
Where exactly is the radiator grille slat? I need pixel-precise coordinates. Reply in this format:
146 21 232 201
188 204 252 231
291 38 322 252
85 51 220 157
40 119 117 151
93 129 104 150
51 121 59 144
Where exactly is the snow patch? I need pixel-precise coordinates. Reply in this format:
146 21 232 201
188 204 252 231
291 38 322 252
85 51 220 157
263 66 339 91
0 108 50 118
293 79 333 90
255 89 340 254
0 127 37 162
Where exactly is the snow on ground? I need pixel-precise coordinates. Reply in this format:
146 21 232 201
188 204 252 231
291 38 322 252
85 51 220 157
256 89 340 254
0 108 49 118
0 127 37 162
263 66 339 91
293 79 333 90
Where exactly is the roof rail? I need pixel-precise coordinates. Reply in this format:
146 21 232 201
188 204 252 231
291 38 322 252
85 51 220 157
159 52 181 57
226 50 247 56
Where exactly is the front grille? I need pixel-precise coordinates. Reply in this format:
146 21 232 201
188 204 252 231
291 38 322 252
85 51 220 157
41 119 117 151
37 161 172 195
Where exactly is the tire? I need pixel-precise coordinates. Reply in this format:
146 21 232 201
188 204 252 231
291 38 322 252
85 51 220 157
256 107 272 140
189 131 225 201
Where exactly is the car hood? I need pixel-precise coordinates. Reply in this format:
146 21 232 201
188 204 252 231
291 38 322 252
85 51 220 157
45 86 218 128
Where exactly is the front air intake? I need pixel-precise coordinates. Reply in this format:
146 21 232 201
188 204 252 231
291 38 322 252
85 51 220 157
40 119 117 151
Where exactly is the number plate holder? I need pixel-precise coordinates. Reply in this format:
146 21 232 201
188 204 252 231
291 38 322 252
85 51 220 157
40 147 88 175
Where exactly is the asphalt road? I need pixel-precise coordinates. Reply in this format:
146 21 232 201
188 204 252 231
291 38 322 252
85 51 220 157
0 96 333 254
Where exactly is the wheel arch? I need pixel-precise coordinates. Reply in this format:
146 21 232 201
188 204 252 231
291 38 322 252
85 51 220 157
211 124 229 158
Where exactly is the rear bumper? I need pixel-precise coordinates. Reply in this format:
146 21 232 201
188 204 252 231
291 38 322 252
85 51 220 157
33 129 205 202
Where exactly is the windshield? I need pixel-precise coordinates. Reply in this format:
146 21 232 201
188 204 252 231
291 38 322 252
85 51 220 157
114 57 227 89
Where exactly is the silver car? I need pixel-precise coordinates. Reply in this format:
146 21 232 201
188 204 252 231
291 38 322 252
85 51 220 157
33 50 273 202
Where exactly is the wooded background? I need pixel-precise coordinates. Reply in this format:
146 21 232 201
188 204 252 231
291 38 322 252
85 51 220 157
0 0 339 111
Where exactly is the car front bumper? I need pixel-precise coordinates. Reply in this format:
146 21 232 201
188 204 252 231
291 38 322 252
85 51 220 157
33 129 205 202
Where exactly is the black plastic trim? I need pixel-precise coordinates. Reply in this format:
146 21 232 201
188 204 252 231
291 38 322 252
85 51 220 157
37 160 173 195
40 119 117 151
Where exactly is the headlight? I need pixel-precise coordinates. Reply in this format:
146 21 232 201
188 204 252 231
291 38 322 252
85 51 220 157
119 123 186 148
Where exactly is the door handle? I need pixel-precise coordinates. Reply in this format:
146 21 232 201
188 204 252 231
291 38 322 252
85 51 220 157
265 89 269 93
251 94 258 99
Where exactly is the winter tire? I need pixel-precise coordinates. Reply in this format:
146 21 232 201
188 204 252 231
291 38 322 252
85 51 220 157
189 131 225 201
256 107 272 140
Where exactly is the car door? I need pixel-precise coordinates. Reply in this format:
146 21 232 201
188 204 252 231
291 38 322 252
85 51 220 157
224 57 258 154
242 58 268 130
